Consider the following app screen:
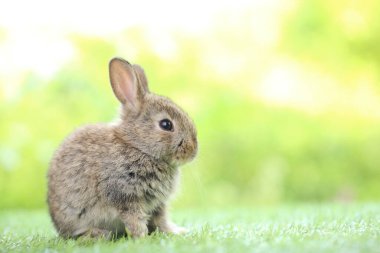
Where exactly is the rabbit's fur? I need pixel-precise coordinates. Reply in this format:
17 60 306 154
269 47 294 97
47 58 197 239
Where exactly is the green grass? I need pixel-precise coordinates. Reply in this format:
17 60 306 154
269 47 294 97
1 204 380 253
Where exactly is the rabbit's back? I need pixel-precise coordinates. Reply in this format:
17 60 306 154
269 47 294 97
47 124 123 236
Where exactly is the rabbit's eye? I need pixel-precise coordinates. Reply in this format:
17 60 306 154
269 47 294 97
159 119 173 131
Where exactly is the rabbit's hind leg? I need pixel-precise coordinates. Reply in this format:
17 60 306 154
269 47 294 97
73 228 114 240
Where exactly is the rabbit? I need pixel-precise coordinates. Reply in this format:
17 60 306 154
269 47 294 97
47 57 198 239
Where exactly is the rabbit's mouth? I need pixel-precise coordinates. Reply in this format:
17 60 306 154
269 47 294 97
171 139 197 166
170 156 192 167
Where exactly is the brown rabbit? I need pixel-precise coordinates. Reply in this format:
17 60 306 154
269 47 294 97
47 58 198 239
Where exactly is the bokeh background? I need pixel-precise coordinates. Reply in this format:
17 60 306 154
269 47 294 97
1 0 380 210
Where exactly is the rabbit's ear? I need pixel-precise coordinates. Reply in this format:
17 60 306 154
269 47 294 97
133 64 149 94
109 58 146 108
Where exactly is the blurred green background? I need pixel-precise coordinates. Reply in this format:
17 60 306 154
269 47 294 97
0 0 380 210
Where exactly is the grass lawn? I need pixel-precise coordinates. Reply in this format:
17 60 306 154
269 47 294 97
1 204 380 253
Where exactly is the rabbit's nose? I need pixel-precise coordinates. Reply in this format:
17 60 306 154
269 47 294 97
188 137 198 155
191 135 196 144
191 135 198 149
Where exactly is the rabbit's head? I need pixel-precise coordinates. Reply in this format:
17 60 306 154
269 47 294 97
109 58 197 166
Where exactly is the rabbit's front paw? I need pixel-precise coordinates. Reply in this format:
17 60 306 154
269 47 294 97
167 223 188 235
125 222 148 238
